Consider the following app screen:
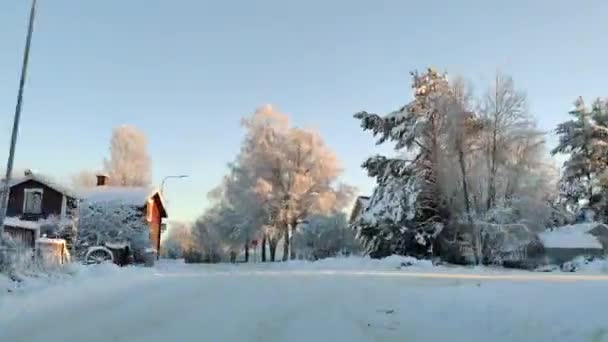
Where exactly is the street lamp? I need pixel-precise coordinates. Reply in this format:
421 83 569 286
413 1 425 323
160 175 188 197
0 0 38 235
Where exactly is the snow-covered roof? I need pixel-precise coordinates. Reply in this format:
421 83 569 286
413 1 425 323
82 186 163 207
36 237 67 245
2 172 79 198
554 223 608 234
3 216 74 231
539 224 603 250
3 217 41 231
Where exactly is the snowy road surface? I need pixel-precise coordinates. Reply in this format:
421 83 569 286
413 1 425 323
2 260 608 342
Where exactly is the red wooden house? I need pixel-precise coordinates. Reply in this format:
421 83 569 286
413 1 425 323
1 170 79 248
81 175 168 257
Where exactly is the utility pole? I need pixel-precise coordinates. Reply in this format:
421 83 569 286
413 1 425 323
0 0 38 235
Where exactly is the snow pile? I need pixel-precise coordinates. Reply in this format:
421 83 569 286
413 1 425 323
274 255 435 271
36 237 67 245
1 265 73 295
1 263 155 304
560 256 608 273
575 258 608 273
539 226 602 249
0 273 10 292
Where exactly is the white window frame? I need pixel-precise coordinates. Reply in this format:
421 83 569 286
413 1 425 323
23 188 44 215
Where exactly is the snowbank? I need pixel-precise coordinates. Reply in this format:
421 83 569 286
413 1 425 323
276 255 434 271
0 263 156 325
559 256 608 273
539 228 602 249
5 257 608 342
156 255 608 275
576 258 608 273
0 274 10 292
1 262 154 298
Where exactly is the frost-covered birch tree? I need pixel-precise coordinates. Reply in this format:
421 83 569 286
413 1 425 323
162 222 195 259
71 169 97 188
243 109 355 261
103 125 152 187
443 78 485 262
480 73 531 210
194 105 355 262
293 213 360 260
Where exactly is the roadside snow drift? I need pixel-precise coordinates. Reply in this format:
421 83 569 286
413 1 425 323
2 258 608 342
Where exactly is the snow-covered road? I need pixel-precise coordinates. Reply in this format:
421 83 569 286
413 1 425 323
2 260 608 342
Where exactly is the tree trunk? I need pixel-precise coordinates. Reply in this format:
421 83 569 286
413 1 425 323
269 238 277 262
282 225 289 262
459 149 479 264
587 171 593 201
261 234 267 262
289 222 297 260
487 75 501 212
458 151 473 224
244 241 249 263
486 128 498 211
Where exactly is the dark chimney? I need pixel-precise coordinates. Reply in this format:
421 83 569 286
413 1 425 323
96 174 109 186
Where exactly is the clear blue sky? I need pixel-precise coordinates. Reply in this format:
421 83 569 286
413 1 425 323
0 0 606 222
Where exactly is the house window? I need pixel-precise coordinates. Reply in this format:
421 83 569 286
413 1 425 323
66 197 78 218
23 188 43 214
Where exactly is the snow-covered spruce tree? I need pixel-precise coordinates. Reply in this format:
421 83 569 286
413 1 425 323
76 202 151 260
353 68 452 258
552 97 608 215
353 156 428 258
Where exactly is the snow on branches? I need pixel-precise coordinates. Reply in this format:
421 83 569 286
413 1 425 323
353 69 450 258
193 105 356 262
552 97 608 213
103 125 153 187
353 68 553 261
76 202 150 260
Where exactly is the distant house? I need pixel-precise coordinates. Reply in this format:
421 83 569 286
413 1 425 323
539 223 608 264
0 170 79 249
349 196 370 224
81 175 168 258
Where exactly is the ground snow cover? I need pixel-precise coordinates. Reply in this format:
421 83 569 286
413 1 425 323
539 225 603 249
3 257 608 342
